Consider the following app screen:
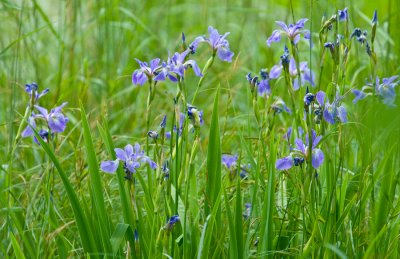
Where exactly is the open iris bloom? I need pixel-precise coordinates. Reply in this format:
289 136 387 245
191 26 234 62
276 129 324 170
269 57 315 90
352 76 398 106
101 143 157 179
154 50 202 82
315 91 347 124
132 58 161 86
267 18 310 46
22 103 69 143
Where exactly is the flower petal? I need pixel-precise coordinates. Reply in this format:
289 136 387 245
312 149 324 169
115 148 127 161
269 65 282 79
267 30 281 46
217 47 234 62
276 156 294 170
101 160 119 174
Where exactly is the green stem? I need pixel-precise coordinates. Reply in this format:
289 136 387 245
191 52 216 104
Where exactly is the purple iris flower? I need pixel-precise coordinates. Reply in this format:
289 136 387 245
338 8 348 21
100 143 157 177
315 91 347 124
276 129 324 170
267 18 310 46
222 154 238 169
22 103 69 139
154 50 202 82
192 26 234 62
269 57 315 90
132 58 161 86
352 76 399 106
25 82 49 103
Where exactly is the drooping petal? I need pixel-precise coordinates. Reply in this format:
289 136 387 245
269 65 283 79
141 157 157 169
267 30 282 46
289 58 297 76
303 29 311 39
22 116 36 138
293 78 300 91
323 105 335 124
316 91 326 106
101 160 119 174
337 106 347 122
258 79 271 96
185 60 203 76
382 76 398 85
292 34 301 45
34 105 49 117
217 47 234 62
352 89 367 103
276 156 294 170
132 70 148 86
115 148 127 161
312 148 324 168
48 113 68 133
154 71 166 81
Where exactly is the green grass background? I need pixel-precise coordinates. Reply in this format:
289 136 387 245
1 0 400 258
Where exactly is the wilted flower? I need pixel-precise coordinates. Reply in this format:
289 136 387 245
352 76 399 106
191 26 234 62
267 18 310 46
101 143 157 179
276 129 324 170
270 57 315 90
132 58 161 86
315 91 347 124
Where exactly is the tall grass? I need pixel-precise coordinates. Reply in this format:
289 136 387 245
1 0 400 258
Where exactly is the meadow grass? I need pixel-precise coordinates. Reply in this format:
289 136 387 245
1 0 400 258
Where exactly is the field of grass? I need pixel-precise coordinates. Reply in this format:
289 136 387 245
1 0 400 258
